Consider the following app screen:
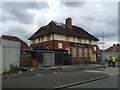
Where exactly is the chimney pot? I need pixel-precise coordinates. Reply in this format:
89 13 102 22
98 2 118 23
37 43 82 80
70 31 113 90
113 44 116 47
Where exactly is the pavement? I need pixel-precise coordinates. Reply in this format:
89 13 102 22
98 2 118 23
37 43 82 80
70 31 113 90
2 62 119 89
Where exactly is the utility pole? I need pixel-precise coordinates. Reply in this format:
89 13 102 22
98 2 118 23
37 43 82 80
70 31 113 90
102 32 105 51
102 32 105 65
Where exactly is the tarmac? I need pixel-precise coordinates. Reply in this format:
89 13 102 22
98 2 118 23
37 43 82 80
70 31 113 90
2 62 119 89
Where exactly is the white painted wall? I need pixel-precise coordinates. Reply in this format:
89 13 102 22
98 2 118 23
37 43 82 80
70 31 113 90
0 38 2 74
86 39 89 44
1 39 20 74
75 38 78 42
69 37 74 42
54 34 66 41
82 39 85 43
91 40 97 45
35 38 39 43
43 36 47 42
30 34 97 46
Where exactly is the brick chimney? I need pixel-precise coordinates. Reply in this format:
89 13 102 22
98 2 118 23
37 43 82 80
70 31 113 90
66 18 72 29
113 44 116 47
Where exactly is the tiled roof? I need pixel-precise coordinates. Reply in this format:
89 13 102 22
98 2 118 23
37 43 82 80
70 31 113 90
2 35 29 50
28 21 99 41
105 44 120 52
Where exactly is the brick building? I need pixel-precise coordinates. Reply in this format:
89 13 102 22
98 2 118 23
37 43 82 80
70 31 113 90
104 44 120 60
29 18 99 64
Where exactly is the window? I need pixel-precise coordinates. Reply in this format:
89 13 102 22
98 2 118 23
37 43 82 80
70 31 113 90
66 36 69 41
38 38 40 42
69 37 74 42
75 38 78 42
72 48 77 57
91 41 97 45
73 37 75 42
94 46 97 51
43 37 47 41
82 39 85 43
86 40 89 44
35 38 39 43
79 49 83 57
47 35 50 41
58 43 63 48
78 39 82 43
41 37 43 42
84 49 88 57
89 49 92 57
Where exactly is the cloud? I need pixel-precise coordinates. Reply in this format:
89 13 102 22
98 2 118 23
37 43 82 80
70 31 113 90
1 20 37 44
2 2 49 24
61 2 86 7
0 1 118 49
118 1 120 43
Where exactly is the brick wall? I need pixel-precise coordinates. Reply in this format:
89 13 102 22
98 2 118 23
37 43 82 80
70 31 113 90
30 40 69 50
20 57 38 67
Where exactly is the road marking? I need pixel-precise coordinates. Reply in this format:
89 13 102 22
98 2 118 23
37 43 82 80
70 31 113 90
85 70 102 73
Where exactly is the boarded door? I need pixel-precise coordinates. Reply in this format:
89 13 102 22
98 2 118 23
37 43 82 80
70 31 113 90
55 52 64 65
43 53 55 66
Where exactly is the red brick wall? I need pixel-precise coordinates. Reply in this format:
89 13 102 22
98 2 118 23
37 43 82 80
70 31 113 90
53 40 69 50
30 40 69 50
30 40 99 64
20 57 38 67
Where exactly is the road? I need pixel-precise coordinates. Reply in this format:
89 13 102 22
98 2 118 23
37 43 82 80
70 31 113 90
69 75 119 88
2 70 108 88
2 63 119 89
67 66 119 88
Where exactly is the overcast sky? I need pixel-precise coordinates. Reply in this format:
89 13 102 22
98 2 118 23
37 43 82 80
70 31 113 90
0 0 119 50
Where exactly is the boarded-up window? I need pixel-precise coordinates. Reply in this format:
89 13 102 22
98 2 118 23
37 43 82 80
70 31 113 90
47 35 50 41
58 43 63 48
66 36 69 41
72 48 77 57
86 40 89 44
82 39 85 43
79 49 83 57
43 37 47 41
94 46 97 51
89 49 92 57
84 49 88 57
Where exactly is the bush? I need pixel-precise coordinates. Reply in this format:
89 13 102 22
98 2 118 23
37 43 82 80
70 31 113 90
9 64 19 73
3 63 19 74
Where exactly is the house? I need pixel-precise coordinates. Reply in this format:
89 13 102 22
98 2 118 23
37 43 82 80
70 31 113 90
104 44 120 60
1 35 37 67
28 18 99 64
0 36 20 74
